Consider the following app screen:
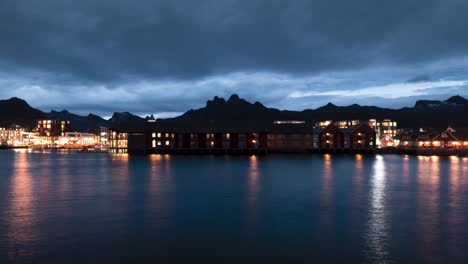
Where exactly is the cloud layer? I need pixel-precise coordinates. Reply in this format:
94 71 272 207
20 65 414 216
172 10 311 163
1 0 468 117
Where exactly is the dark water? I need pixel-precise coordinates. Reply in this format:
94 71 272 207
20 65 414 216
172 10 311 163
0 150 467 263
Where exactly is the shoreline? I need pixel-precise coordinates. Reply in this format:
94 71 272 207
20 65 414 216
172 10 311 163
1 147 467 157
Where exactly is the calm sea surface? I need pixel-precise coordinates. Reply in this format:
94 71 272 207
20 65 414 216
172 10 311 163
0 150 467 263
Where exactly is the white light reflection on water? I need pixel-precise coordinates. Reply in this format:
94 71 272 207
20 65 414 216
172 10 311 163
365 155 390 263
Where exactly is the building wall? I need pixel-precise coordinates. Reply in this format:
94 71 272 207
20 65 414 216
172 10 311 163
128 134 146 154
109 130 128 153
349 124 376 150
142 126 377 153
267 133 313 150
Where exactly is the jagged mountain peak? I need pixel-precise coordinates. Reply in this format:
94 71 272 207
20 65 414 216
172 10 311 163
109 112 144 122
445 95 467 104
227 94 241 103
415 95 467 108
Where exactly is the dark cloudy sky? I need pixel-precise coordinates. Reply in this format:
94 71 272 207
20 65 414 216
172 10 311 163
1 0 467 118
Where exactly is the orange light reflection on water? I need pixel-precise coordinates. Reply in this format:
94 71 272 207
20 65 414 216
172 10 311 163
247 155 260 225
7 151 37 258
416 155 441 263
319 154 334 235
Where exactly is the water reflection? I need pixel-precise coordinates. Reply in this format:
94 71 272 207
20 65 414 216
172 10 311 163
354 154 364 189
321 154 333 202
109 153 130 206
352 155 365 227
416 155 441 263
6 151 37 258
365 155 390 263
448 156 464 259
320 154 334 235
0 151 467 263
247 155 260 225
148 154 172 224
402 155 410 184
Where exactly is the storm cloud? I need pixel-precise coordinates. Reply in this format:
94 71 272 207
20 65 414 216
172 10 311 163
0 0 468 117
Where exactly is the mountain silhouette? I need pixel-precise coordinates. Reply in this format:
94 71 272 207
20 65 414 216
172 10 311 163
168 95 468 128
1 95 468 130
0 97 145 131
0 97 45 128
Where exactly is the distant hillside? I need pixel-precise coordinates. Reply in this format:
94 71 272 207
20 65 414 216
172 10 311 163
0 97 45 128
0 97 145 131
45 110 109 131
168 94 468 129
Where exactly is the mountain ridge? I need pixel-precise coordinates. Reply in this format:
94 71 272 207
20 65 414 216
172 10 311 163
0 97 145 131
1 95 468 130
166 94 468 128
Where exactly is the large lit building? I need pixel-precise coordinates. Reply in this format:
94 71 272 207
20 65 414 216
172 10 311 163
95 126 109 145
314 120 360 129
119 120 377 154
109 129 129 154
37 119 70 137
368 119 398 147
58 132 95 148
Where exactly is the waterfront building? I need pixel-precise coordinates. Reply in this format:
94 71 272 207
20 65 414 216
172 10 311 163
0 125 26 146
318 124 345 150
267 122 314 152
343 123 377 151
95 126 109 145
109 129 129 154
58 132 95 148
314 119 397 148
144 120 267 154
396 127 468 149
127 120 377 155
368 119 398 146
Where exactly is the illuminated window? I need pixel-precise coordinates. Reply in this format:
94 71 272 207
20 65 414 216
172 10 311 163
165 133 169 138
152 140 156 148
152 133 156 138
157 133 161 138
226 133 230 139
165 140 170 146
157 141 161 146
